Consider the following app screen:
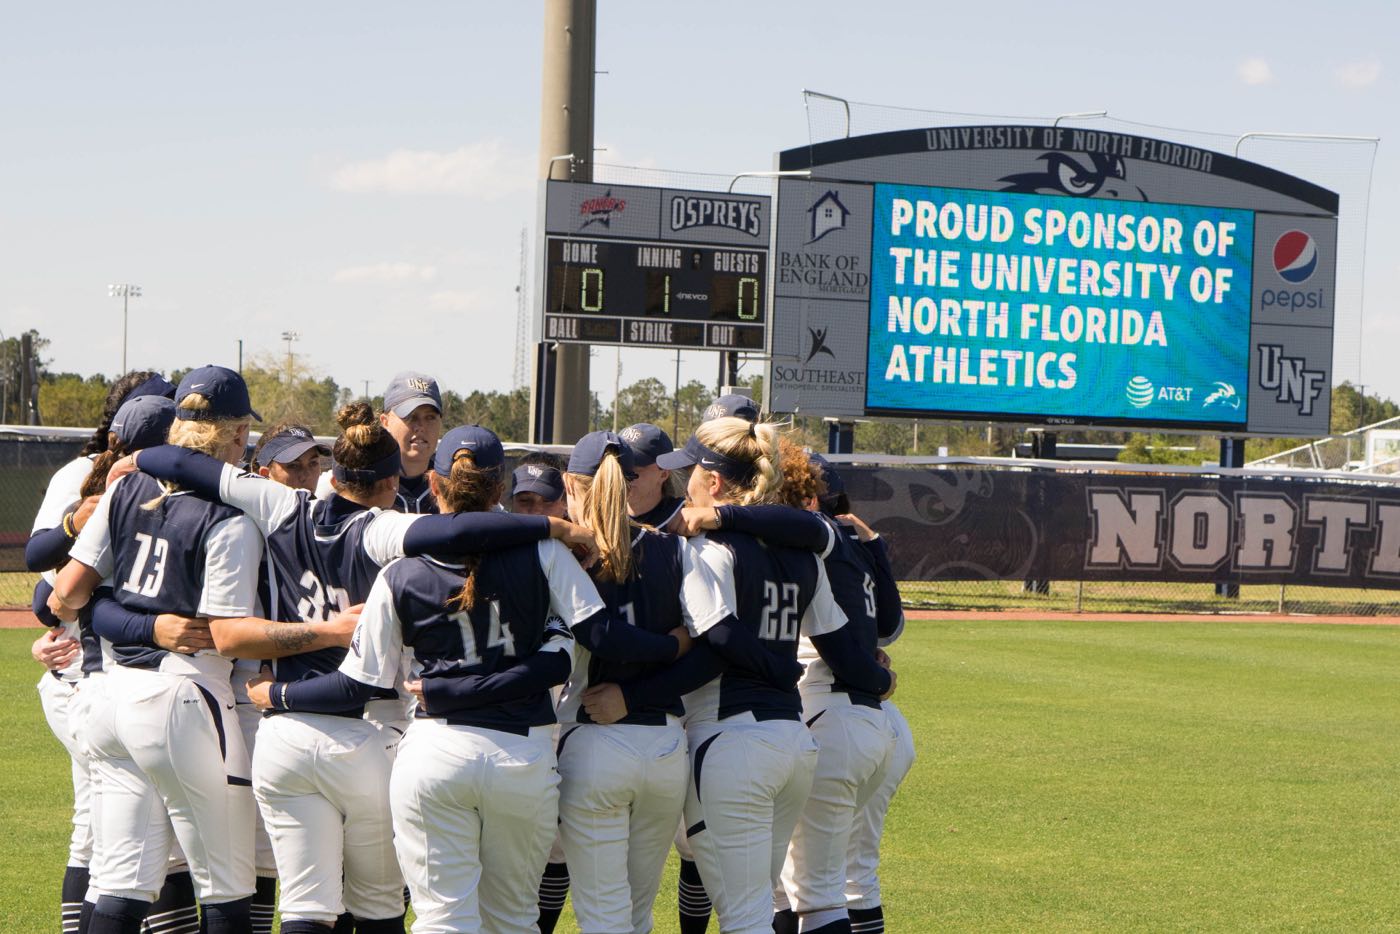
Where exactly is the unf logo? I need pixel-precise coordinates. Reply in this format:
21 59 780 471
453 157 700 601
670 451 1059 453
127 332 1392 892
702 403 727 420
407 377 431 392
621 427 643 443
1258 344 1324 416
670 196 762 237
526 465 543 477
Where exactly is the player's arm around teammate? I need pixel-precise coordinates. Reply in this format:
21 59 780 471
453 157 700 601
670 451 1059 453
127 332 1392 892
50 366 266 934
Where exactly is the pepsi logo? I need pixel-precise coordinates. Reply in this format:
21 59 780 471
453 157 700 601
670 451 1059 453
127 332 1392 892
1273 231 1318 285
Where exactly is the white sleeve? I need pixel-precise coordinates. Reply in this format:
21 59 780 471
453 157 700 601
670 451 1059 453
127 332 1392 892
32 456 93 533
800 557 848 639
217 464 303 537
314 469 334 501
338 572 404 689
680 536 738 636
361 511 419 567
537 539 606 626
198 515 263 618
66 480 119 579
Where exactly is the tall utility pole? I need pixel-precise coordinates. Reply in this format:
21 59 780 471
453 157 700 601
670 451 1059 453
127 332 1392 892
537 0 595 444
281 331 300 383
109 283 142 373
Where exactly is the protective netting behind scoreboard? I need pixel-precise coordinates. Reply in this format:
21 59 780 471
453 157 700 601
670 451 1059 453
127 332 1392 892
801 92 1379 410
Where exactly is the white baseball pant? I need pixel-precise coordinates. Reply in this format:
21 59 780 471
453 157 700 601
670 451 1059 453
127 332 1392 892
557 721 688 933
779 699 893 917
683 716 818 934
38 674 95 868
845 701 915 911
85 665 255 904
234 704 278 878
390 720 559 934
252 711 404 924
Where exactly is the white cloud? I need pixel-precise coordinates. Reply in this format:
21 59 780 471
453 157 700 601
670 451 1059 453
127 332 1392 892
328 140 530 196
1237 58 1274 86
427 290 485 311
331 262 437 284
1336 59 1381 89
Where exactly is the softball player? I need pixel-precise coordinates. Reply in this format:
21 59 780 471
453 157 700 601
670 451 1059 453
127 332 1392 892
24 374 184 934
255 425 609 933
655 417 892 934
620 424 685 532
248 422 330 493
511 457 568 518
128 405 592 932
50 366 279 934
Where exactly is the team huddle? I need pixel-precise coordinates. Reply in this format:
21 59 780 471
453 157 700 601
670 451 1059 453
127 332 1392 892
27 366 915 934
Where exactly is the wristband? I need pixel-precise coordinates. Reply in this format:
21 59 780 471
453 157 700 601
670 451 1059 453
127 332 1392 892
62 511 78 540
277 683 290 711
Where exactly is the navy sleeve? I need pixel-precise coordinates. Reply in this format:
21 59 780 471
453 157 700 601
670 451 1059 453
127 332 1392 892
716 505 831 554
25 523 76 572
811 626 892 697
571 607 679 663
419 651 572 715
32 579 61 628
402 512 551 557
136 445 226 500
273 671 380 713
91 588 156 645
619 641 725 712
702 616 804 689
863 536 905 639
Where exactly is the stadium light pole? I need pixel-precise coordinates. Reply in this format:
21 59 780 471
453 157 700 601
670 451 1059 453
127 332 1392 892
109 284 142 373
280 330 300 383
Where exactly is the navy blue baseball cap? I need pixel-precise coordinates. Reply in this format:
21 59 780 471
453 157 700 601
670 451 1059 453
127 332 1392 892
619 423 673 468
512 464 564 501
433 425 503 476
384 371 442 420
175 366 261 422
259 426 331 465
111 395 176 451
568 431 638 480
808 452 845 497
701 393 759 423
657 432 755 485
127 374 177 401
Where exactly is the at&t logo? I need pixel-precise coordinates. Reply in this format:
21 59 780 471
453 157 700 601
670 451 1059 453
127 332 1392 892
1126 376 1154 408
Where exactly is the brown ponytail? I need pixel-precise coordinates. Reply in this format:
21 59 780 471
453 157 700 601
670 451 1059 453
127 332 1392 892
776 437 825 509
439 451 506 612
331 402 399 498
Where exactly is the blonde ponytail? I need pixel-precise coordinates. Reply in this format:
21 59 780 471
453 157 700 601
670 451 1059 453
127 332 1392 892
440 451 506 613
693 416 786 507
570 453 635 584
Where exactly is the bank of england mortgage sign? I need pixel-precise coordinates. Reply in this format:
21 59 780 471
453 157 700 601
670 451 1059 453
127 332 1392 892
540 181 770 352
766 126 1339 436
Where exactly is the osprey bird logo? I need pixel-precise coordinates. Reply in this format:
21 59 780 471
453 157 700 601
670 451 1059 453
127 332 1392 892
805 327 836 364
1000 152 1148 200
1203 382 1241 410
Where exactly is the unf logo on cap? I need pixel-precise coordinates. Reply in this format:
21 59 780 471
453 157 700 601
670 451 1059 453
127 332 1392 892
526 465 544 477
408 378 432 392
703 404 726 420
621 427 642 442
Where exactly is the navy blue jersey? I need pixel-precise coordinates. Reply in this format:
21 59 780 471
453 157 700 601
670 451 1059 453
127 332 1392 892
802 515 882 707
69 472 258 671
395 472 439 514
632 494 683 530
682 530 846 723
343 539 601 735
559 527 686 725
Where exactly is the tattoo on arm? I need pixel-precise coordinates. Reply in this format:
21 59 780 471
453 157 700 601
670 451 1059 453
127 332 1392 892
264 623 316 653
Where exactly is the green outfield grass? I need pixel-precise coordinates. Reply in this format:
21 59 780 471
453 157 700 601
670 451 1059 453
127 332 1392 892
5 619 1400 932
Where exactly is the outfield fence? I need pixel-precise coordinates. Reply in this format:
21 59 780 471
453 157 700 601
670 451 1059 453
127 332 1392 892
3 427 1398 617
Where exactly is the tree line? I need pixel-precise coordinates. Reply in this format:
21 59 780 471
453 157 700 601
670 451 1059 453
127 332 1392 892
4 328 1397 464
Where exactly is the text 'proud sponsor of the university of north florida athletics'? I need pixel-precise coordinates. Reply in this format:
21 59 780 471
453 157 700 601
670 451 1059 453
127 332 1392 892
865 183 1254 425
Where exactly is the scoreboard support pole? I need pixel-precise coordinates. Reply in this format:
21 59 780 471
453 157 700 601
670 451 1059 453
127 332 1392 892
827 420 854 456
1024 431 1057 595
531 342 558 444
718 351 739 395
535 0 595 446
1215 437 1246 599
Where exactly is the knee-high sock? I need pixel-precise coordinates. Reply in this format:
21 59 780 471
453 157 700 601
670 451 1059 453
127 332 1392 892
89 895 149 934
62 865 89 934
248 876 276 934
201 896 252 934
678 858 712 934
848 905 884 934
142 870 198 934
537 861 570 934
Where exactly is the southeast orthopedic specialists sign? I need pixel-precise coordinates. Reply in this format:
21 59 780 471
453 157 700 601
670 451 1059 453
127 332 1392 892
767 126 1339 436
838 464 1400 589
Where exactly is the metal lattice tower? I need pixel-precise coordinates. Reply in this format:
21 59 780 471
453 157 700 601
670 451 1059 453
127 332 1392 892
512 227 529 389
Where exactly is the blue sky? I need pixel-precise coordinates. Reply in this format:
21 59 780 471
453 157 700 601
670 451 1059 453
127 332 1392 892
2 1 1395 417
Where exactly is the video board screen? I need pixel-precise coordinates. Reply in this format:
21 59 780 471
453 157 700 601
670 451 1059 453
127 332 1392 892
865 183 1254 429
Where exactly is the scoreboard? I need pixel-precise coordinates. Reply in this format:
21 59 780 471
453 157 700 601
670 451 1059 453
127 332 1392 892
541 181 770 351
